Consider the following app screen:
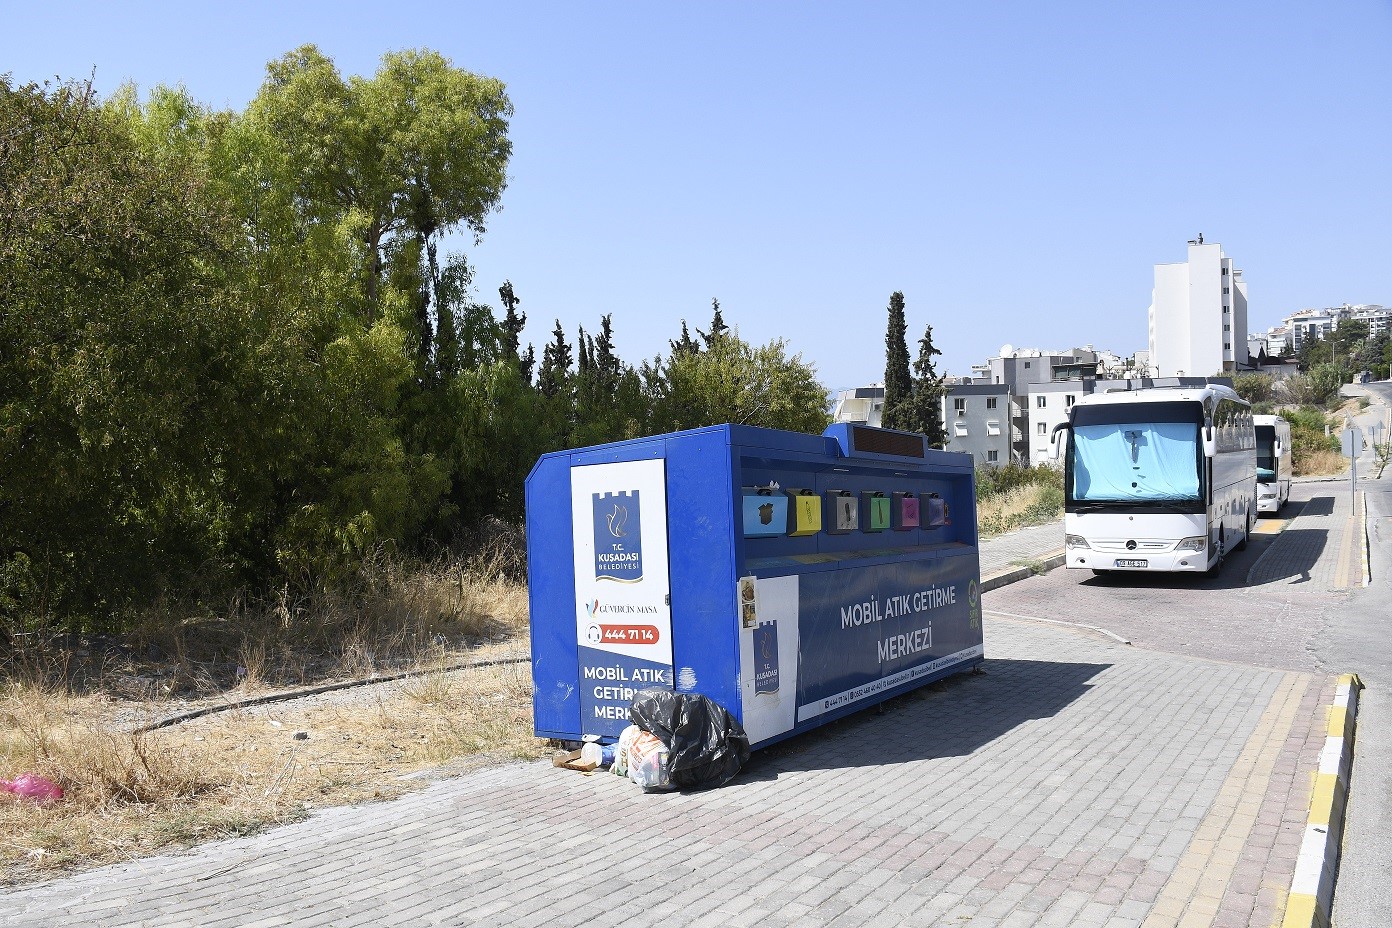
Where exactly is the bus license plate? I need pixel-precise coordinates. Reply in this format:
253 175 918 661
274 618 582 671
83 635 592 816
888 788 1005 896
1115 558 1148 568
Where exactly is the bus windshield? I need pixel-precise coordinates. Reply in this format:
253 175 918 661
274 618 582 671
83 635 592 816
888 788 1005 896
1255 425 1277 481
1068 402 1204 504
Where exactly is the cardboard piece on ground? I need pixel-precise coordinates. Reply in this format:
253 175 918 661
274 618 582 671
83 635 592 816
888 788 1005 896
552 750 598 772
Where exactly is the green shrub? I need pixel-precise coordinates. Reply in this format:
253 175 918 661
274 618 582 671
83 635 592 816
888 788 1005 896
975 462 1062 501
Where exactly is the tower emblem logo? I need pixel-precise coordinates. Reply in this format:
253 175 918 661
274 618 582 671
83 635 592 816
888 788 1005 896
593 491 643 582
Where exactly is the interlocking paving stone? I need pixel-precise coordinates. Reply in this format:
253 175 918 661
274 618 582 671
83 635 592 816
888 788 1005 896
0 615 1332 928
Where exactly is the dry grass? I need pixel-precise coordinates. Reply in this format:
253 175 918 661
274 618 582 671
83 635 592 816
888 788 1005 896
0 528 545 885
1294 448 1347 477
977 483 1064 537
0 638 545 883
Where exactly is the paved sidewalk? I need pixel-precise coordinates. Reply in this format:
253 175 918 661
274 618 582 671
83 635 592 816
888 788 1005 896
979 520 1063 577
0 616 1331 928
1247 485 1365 590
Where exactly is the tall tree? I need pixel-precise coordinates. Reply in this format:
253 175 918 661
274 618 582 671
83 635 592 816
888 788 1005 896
669 320 700 358
0 77 333 627
537 320 573 399
698 297 729 348
248 44 512 353
499 279 526 362
903 324 947 446
881 291 912 430
653 332 830 434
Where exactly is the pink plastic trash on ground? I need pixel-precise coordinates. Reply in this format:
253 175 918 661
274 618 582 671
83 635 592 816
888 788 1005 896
1 774 64 802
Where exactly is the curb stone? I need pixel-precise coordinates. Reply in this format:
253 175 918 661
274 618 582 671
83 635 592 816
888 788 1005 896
1282 673 1362 928
980 549 1066 593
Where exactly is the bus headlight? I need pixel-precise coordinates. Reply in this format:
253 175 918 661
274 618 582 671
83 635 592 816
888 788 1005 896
1065 534 1091 549
1175 536 1206 552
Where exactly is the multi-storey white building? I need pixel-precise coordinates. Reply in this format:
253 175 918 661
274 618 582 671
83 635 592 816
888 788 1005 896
1148 238 1249 377
1264 304 1390 355
1254 325 1293 357
940 383 1013 465
1352 304 1391 339
1287 309 1340 352
1025 382 1086 463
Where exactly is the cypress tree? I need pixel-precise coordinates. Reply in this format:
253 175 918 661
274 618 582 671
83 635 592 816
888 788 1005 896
882 291 912 430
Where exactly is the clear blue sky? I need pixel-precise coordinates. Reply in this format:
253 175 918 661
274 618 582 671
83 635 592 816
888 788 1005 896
6 1 1390 388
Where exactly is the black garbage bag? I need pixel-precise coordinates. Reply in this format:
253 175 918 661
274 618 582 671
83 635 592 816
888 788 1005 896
629 688 751 790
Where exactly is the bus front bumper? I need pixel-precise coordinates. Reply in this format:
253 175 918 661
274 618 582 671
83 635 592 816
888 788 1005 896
1066 548 1210 572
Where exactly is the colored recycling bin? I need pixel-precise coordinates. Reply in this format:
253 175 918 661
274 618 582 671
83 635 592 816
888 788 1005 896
526 422 983 750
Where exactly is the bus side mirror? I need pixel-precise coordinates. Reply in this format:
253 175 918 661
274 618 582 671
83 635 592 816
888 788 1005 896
1274 440 1283 455
1202 421 1216 458
1050 422 1068 460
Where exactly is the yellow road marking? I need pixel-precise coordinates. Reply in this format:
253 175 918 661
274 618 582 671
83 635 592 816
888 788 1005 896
1141 673 1310 928
1331 492 1361 589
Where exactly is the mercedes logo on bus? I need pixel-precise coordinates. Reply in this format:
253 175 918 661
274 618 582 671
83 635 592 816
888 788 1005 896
1125 540 1137 550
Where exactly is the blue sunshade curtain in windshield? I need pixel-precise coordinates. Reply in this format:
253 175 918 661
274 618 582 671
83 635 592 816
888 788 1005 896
1072 422 1200 501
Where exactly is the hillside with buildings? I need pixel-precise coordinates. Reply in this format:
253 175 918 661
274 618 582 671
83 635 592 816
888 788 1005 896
833 237 1388 466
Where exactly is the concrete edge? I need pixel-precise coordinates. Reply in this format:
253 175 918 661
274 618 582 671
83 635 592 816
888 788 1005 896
979 550 1066 593
1360 492 1370 587
1281 673 1363 928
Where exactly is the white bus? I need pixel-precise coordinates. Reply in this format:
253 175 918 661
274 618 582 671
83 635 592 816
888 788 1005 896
1253 414 1292 514
1053 384 1257 575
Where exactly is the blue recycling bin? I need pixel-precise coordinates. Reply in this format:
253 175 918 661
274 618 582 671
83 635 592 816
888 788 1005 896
525 422 984 749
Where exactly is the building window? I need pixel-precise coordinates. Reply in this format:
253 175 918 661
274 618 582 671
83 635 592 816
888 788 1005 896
986 397 997 409
1036 396 1047 408
1024 361 1031 369
953 397 965 417
1224 342 1232 350
986 450 998 463
1223 287 1230 294
1224 324 1230 332
1036 422 1047 435
1065 395 1075 408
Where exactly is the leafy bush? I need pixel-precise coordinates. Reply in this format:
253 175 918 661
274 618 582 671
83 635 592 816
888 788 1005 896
975 462 1062 501
1231 372 1275 405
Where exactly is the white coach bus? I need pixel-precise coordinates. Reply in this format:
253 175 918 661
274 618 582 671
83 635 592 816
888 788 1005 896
1052 383 1257 575
1253 414 1292 514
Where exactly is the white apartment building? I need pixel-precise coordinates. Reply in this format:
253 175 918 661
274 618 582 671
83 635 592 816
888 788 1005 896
940 384 1013 465
1274 304 1389 353
1148 238 1249 377
1255 325 1292 357
1353 304 1391 339
1287 309 1339 352
1025 382 1085 463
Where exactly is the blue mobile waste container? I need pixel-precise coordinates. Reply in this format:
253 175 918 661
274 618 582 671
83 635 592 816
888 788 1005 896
525 422 984 749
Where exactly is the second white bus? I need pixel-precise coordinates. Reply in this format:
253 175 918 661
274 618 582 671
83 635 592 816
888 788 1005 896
1253 414 1292 514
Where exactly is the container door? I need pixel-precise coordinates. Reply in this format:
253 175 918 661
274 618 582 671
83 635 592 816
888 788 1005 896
570 459 675 737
